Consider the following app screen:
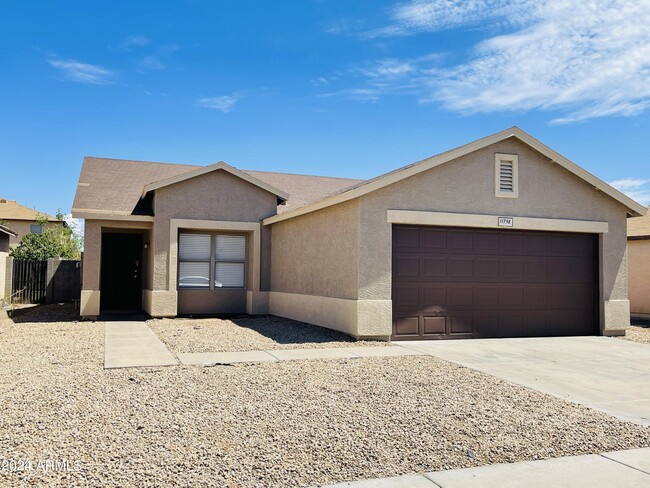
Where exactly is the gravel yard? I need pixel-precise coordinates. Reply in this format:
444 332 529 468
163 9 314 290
149 315 388 353
621 324 650 344
2 309 650 487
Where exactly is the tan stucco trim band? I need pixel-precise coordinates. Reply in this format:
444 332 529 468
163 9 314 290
142 162 290 201
263 127 646 226
386 210 609 234
168 219 261 292
72 210 154 222
269 291 392 339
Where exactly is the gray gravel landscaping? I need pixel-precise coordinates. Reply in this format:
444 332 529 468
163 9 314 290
621 324 650 345
2 308 650 487
149 315 389 353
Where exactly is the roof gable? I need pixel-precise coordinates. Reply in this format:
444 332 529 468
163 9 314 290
264 127 647 225
141 161 290 203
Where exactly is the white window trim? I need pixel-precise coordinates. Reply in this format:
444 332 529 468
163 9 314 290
495 153 519 198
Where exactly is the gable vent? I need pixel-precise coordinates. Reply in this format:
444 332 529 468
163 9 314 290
499 161 514 192
494 154 518 198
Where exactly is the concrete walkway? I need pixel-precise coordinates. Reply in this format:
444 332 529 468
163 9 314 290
319 447 650 487
104 322 178 369
399 336 650 427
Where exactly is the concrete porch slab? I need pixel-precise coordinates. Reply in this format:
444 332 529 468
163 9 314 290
104 322 178 369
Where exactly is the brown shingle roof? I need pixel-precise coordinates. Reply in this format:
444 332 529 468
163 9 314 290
628 208 650 238
0 199 59 222
72 157 363 216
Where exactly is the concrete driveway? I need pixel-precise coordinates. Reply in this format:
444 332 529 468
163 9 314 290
400 336 650 426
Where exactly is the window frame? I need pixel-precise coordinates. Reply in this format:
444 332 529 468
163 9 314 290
494 153 519 199
30 224 43 234
177 231 247 290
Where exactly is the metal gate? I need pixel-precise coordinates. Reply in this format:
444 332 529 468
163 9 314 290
11 260 47 304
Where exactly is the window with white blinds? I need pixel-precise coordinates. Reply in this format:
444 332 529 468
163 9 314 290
215 235 246 288
494 154 519 198
178 233 246 289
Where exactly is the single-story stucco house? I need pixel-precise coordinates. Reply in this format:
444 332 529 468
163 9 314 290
628 209 650 318
72 127 647 340
0 198 63 248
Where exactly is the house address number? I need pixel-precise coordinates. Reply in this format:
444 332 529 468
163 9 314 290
498 217 514 227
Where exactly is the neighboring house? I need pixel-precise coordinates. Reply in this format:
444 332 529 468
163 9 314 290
0 224 17 299
72 127 647 340
628 209 650 318
0 198 63 248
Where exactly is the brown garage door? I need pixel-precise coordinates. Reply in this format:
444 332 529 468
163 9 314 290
392 225 599 340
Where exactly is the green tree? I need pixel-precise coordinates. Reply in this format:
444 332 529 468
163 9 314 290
10 212 82 260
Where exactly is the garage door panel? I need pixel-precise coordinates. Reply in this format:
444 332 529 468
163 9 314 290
422 286 446 305
423 316 446 335
501 233 524 252
501 257 525 278
394 256 420 279
450 230 474 250
500 287 524 306
524 287 547 306
394 227 420 249
393 285 420 307
476 287 499 306
392 225 598 340
450 313 473 334
477 258 500 279
499 314 524 336
422 229 447 249
448 287 474 306
475 231 500 251
393 317 419 337
474 314 499 338
524 233 548 253
448 257 474 279
423 257 447 279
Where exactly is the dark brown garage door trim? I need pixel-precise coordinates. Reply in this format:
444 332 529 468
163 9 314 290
391 225 599 340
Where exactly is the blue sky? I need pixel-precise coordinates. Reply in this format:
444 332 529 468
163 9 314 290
1 0 649 221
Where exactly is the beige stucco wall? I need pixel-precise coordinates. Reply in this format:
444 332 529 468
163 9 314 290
271 199 360 300
0 251 7 299
3 220 63 248
80 219 153 317
629 239 650 314
358 137 630 336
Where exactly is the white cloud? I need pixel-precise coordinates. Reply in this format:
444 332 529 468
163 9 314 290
121 35 150 49
47 58 114 85
136 44 179 71
610 178 650 205
390 0 531 33
196 95 241 112
331 1 650 123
